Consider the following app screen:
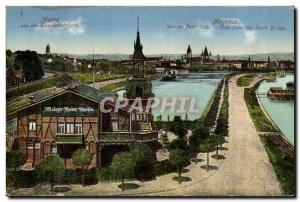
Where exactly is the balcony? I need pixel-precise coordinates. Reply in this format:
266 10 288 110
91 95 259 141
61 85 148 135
99 131 158 144
56 133 83 144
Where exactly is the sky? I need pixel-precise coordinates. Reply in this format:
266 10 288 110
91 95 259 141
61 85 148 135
6 6 294 55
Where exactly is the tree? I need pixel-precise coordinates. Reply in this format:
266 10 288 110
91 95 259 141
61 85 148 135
6 151 25 172
14 50 44 81
209 135 226 157
38 155 64 193
161 131 169 148
198 140 215 171
129 143 154 180
6 151 26 188
111 152 136 191
169 116 187 139
169 149 190 183
72 148 92 186
168 138 189 151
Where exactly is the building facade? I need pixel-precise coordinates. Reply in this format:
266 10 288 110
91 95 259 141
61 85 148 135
15 82 158 170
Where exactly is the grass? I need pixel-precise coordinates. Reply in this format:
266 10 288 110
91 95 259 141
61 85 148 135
71 73 125 84
260 135 295 196
244 82 277 132
236 74 256 87
100 81 125 92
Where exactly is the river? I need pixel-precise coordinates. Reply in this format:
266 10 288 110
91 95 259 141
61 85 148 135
151 72 227 121
257 74 294 145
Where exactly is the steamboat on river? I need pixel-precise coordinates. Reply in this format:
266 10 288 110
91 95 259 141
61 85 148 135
267 87 294 100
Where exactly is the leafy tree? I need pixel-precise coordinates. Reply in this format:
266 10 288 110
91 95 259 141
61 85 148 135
168 138 189 151
14 50 44 81
72 148 92 186
6 49 15 69
6 151 25 172
209 135 225 157
111 152 136 191
161 131 169 148
169 116 187 139
129 143 154 180
38 155 64 193
169 149 190 184
198 140 215 171
6 151 26 189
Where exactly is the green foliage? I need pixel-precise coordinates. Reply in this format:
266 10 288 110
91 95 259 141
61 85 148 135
100 81 125 92
190 123 209 151
198 139 215 153
72 148 92 167
7 170 37 188
244 82 277 132
216 78 229 136
14 50 44 81
209 135 225 146
169 149 191 183
38 155 64 192
154 160 177 176
111 152 136 180
38 155 64 174
7 73 72 100
236 74 256 87
161 131 169 147
168 138 189 151
6 151 25 171
169 116 187 139
129 143 155 180
71 72 125 84
260 136 295 195
169 149 190 170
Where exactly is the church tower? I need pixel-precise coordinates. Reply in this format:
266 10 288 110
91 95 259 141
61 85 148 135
124 16 154 132
186 44 192 65
45 44 50 56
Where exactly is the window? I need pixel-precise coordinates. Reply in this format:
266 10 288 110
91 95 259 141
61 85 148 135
75 123 82 134
51 144 57 153
29 121 36 131
35 142 41 149
131 113 136 121
66 123 74 134
57 123 65 133
112 121 118 131
27 142 34 149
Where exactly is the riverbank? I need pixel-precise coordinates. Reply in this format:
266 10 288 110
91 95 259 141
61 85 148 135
244 75 295 195
244 80 277 132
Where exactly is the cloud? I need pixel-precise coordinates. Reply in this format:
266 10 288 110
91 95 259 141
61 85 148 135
217 18 257 44
195 19 215 37
35 16 85 35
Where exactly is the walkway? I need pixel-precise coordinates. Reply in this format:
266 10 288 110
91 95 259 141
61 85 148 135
9 75 283 197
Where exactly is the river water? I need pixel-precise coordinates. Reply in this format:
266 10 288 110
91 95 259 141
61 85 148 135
257 74 294 145
151 72 226 121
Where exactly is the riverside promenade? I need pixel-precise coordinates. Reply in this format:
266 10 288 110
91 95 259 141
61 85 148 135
9 75 283 197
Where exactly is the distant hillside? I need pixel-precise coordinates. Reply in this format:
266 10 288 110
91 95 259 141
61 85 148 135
56 52 294 62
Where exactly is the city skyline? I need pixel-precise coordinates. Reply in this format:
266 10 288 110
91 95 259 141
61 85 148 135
7 6 294 55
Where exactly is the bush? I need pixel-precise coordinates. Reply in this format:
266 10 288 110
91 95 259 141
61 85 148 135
96 167 112 181
58 169 80 185
7 170 38 188
154 160 177 176
168 138 189 151
84 167 98 185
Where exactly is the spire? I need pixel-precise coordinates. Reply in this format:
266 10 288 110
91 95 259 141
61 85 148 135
132 15 146 60
137 15 139 33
